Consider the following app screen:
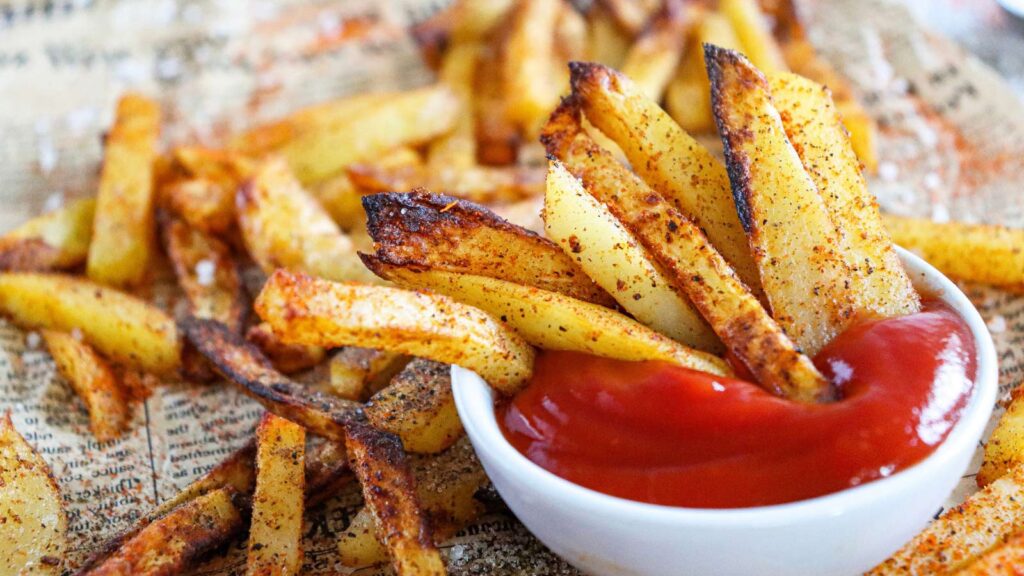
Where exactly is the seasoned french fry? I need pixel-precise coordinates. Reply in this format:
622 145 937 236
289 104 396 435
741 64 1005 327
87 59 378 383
0 197 95 272
183 317 361 441
570 62 762 296
162 147 254 234
597 0 660 35
882 215 1024 293
246 322 325 374
448 0 516 40
979 383 1024 487
719 0 787 72
620 7 690 102
338 508 385 568
365 257 730 376
0 413 66 575
545 160 721 351
344 422 445 576
707 46 854 355
475 30 520 166
836 100 879 174
349 162 544 205
329 347 409 401
237 157 376 283
666 13 741 134
428 41 480 169
769 72 920 319
366 359 462 454
255 270 534 393
87 94 161 287
312 147 421 230
503 0 562 137
163 218 247 333
82 487 243 576
542 107 831 402
363 191 612 305
869 464 1024 575
43 330 128 442
954 530 1024 575
585 5 630 68
0 273 180 374
247 413 305 576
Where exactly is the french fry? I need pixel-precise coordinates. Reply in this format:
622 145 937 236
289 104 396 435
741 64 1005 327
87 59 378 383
43 330 129 442
162 147 254 235
365 359 462 454
475 27 520 166
836 100 879 174
0 197 95 272
869 464 1024 575
768 72 920 319
82 487 243 576
183 317 362 441
348 162 545 205
979 383 1024 487
619 7 690 102
338 508 385 568
544 159 721 351
585 5 630 69
542 106 832 402
344 422 445 576
329 347 409 401
447 0 516 40
882 215 1024 293
364 257 730 376
953 531 1024 575
597 0 660 35
237 157 376 283
0 273 180 374
707 46 855 355
254 270 535 393
666 13 742 134
428 41 480 169
87 94 161 287
312 147 421 230
163 218 247 333
246 322 325 374
247 413 305 576
570 62 763 296
0 413 66 575
502 0 562 137
362 191 613 305
719 0 787 72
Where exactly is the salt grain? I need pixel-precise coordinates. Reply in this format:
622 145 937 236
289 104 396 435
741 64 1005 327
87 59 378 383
25 331 41 349
37 140 58 175
43 192 65 212
923 172 942 191
878 162 899 182
70 328 84 342
930 203 950 223
195 259 216 286
449 544 465 561
987 315 1007 334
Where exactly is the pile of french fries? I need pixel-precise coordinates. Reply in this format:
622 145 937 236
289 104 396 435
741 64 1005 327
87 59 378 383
1 0 1024 574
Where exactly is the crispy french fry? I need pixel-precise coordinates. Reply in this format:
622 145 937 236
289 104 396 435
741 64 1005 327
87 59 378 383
162 147 254 234
0 413 66 575
570 62 763 296
475 29 521 166
344 422 445 576
349 162 544 205
428 41 480 169
82 487 243 576
542 107 831 402
246 322 325 374
503 0 562 137
183 317 361 441
365 258 730 377
544 160 721 351
869 464 1024 575
163 218 247 333
365 359 462 454
882 216 1024 293
448 0 516 40
43 330 128 442
237 158 376 283
954 530 1024 575
0 198 95 272
0 273 179 374
585 5 630 68
312 147 421 230
719 0 787 72
769 72 919 319
597 0 660 35
87 94 161 287
329 348 409 401
255 270 534 393
666 13 741 134
247 413 305 576
979 383 1024 487
363 191 612 305
707 46 854 356
620 7 690 102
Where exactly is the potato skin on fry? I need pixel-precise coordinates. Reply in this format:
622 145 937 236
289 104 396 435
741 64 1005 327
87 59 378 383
363 191 613 306
247 413 305 576
43 330 129 442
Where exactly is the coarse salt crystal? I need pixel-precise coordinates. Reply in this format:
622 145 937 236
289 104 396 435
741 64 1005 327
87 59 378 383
923 172 942 191
25 331 41 349
987 315 1007 334
931 203 950 223
195 259 216 286
449 544 465 561
70 328 84 341
37 140 58 175
878 162 899 182
43 192 65 212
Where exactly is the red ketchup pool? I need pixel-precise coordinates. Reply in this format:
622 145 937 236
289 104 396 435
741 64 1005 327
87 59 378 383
498 301 977 508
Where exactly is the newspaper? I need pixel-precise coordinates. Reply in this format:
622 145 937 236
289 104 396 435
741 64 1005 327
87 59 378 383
0 0 1021 574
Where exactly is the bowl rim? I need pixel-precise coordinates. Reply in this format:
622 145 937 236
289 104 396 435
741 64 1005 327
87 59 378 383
452 247 999 527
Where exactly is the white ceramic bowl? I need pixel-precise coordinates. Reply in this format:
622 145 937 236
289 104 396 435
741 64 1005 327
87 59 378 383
452 248 998 576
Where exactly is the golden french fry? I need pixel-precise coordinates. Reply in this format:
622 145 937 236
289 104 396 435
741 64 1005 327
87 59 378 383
87 94 161 287
237 157 376 283
597 0 660 35
255 270 535 393
43 330 129 442
0 273 179 374
362 191 612 306
719 0 787 72
247 413 305 576
428 41 480 169
329 348 409 401
769 72 919 319
666 13 741 134
620 8 690 102
163 218 247 333
707 46 854 356
585 5 631 68
503 0 562 137
0 413 66 575
979 384 1024 487
953 530 1024 575
0 198 95 272
246 322 325 375
542 106 831 402
366 359 462 454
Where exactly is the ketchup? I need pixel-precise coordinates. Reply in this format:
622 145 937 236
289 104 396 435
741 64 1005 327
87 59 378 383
499 301 976 508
